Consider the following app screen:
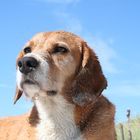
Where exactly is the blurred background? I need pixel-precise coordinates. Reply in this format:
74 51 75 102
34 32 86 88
0 0 140 128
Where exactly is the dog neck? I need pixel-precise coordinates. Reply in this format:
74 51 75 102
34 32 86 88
32 93 84 140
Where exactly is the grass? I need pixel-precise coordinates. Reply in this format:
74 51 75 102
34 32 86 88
116 117 140 140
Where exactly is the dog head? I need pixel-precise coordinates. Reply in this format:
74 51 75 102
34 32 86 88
14 31 107 106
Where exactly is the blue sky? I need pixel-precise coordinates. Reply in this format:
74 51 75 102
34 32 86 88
0 0 140 123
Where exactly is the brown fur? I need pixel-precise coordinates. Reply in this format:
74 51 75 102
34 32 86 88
0 31 116 140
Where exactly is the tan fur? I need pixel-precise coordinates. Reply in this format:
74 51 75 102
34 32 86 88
0 114 36 140
0 31 116 140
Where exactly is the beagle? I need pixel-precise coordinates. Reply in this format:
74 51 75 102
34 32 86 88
0 31 116 140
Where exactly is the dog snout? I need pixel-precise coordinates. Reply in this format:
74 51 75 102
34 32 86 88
18 57 39 74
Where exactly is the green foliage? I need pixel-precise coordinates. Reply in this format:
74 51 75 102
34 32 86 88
116 117 140 140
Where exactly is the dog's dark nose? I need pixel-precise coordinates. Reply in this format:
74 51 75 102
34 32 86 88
18 57 38 74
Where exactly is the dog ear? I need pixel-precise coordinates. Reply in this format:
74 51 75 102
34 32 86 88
14 87 23 104
14 52 24 104
72 41 107 106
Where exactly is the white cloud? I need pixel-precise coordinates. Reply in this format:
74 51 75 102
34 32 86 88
54 12 83 34
84 35 118 74
65 18 83 33
35 0 79 4
106 81 140 97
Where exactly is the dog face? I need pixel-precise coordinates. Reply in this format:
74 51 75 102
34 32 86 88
14 31 107 106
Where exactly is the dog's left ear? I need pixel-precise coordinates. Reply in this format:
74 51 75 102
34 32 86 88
72 41 107 106
13 87 23 104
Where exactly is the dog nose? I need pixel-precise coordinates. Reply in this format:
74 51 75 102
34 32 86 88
18 57 38 74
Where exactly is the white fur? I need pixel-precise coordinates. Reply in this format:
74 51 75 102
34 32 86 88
22 85 84 140
34 94 84 140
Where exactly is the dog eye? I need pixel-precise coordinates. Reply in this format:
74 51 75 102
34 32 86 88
52 46 68 54
24 47 31 54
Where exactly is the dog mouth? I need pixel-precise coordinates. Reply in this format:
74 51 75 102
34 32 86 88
21 79 38 88
24 79 36 84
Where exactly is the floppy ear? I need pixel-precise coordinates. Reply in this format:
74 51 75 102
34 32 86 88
72 42 107 106
14 53 24 104
13 86 23 104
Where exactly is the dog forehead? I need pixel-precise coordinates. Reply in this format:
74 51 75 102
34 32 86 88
26 31 83 49
48 31 83 45
26 32 50 47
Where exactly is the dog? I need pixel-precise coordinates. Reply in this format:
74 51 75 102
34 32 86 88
0 31 116 140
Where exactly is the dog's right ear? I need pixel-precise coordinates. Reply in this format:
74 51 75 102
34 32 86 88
14 86 23 105
14 60 23 104
14 52 24 104
14 87 23 104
